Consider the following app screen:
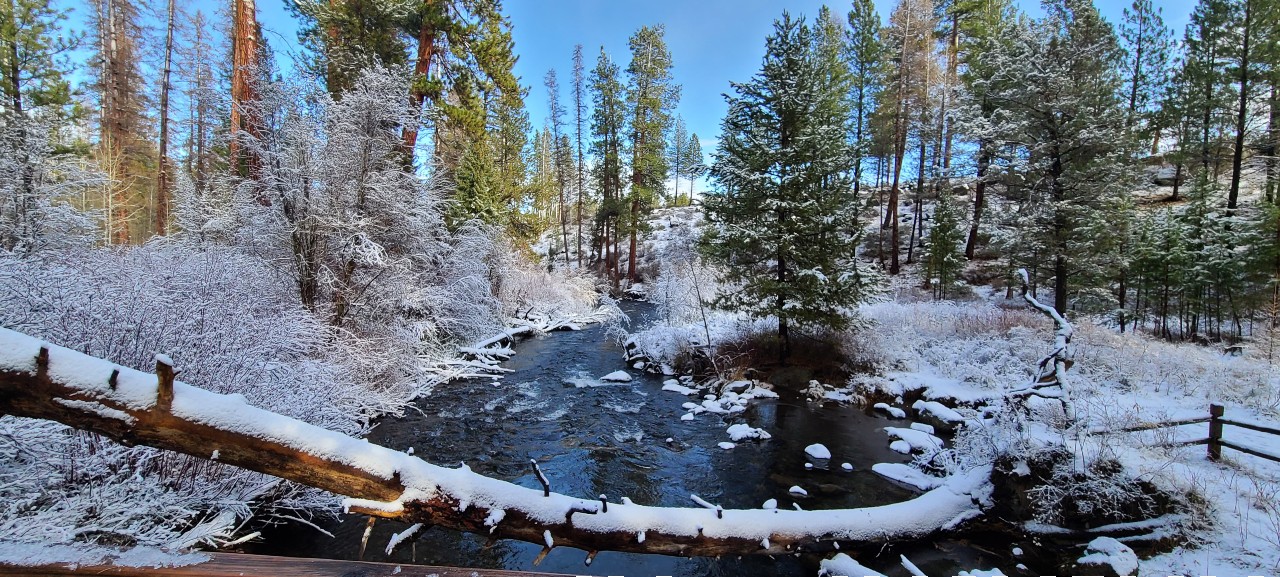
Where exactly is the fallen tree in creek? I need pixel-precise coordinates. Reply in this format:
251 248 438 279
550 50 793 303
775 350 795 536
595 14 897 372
0 326 993 561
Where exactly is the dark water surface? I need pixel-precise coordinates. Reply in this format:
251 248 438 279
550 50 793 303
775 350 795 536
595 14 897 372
247 302 989 576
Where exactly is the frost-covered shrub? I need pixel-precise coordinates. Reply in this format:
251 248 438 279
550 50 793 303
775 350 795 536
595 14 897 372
0 118 102 254
0 243 402 549
490 240 601 323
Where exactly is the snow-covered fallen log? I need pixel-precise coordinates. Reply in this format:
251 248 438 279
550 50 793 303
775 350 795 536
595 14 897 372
0 327 992 558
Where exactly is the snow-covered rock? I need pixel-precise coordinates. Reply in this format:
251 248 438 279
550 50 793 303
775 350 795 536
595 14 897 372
762 498 777 510
873 402 907 419
726 423 772 442
788 485 808 496
804 443 832 460
841 462 853 471
889 440 912 454
884 427 944 452
600 370 632 382
662 381 698 395
909 422 936 434
717 442 736 450
1075 537 1138 577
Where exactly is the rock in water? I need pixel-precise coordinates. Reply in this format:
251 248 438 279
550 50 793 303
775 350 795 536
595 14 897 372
804 443 831 460
600 370 632 382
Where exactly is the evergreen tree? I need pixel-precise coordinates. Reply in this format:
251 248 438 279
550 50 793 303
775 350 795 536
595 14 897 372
0 0 82 253
290 0 521 171
880 0 937 274
545 68 570 266
973 0 1134 315
955 0 1015 260
0 0 78 123
844 0 883 203
668 114 689 204
702 12 877 363
926 190 965 299
624 25 679 282
572 43 586 267
680 131 704 205
1179 0 1235 177
1118 0 1174 142
589 48 625 284
92 0 152 244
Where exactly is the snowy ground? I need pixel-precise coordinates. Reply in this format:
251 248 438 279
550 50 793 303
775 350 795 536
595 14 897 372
853 299 1280 574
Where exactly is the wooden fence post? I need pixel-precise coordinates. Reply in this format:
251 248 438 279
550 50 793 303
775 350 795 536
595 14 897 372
1208 404 1224 461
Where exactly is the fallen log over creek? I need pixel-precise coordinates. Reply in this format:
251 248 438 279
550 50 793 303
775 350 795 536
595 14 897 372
0 326 992 561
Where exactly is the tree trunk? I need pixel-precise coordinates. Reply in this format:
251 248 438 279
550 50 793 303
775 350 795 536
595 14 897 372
154 0 175 236
400 6 436 165
230 0 261 189
1227 0 1252 211
964 146 989 260
0 327 989 559
1268 84 1278 203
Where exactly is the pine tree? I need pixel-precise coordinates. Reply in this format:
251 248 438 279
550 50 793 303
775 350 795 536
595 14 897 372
572 43 586 267
230 0 262 185
0 0 81 252
154 0 176 236
1180 0 1235 178
93 0 151 244
291 0 521 171
955 0 1015 260
668 115 688 204
881 0 936 274
589 48 625 284
1118 0 1174 142
680 131 704 205
974 0 1134 315
624 25 679 282
844 0 882 204
926 190 965 299
702 12 877 363
0 0 78 123
545 68 570 266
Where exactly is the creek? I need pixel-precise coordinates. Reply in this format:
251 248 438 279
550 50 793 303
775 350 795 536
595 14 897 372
246 301 995 576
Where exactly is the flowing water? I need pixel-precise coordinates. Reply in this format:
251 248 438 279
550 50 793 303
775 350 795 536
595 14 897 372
248 302 992 576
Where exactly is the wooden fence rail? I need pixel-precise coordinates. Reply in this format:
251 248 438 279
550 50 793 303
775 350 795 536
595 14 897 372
1096 404 1280 463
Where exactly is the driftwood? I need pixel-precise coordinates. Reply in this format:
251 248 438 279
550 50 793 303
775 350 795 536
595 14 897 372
0 327 990 560
1009 269 1075 406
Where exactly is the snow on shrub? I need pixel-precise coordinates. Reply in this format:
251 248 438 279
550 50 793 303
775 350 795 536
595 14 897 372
0 244 399 548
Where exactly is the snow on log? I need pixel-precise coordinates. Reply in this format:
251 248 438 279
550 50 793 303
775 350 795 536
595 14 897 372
1016 268 1073 387
0 327 992 558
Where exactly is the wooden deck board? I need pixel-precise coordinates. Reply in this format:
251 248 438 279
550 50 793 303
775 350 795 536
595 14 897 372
0 552 588 577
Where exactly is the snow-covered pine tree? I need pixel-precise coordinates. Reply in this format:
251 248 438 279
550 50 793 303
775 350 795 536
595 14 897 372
969 0 1135 316
926 190 965 299
702 12 877 363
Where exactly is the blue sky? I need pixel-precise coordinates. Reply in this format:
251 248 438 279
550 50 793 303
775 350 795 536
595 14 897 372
501 0 1196 161
58 0 1197 179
